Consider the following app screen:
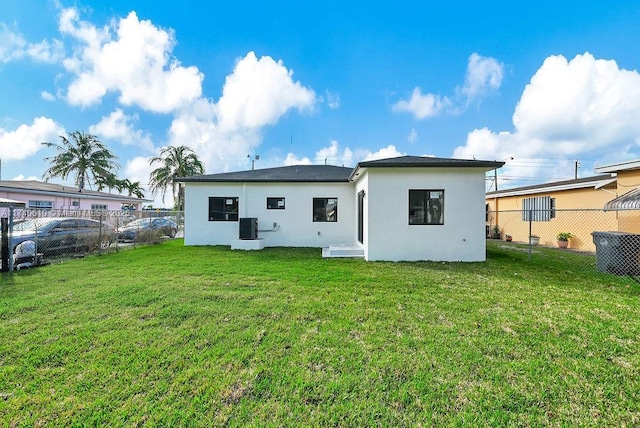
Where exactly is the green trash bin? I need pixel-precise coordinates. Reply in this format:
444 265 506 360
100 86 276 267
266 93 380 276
592 231 640 275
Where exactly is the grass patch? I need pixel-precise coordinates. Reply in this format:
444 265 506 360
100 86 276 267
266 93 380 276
1 240 639 426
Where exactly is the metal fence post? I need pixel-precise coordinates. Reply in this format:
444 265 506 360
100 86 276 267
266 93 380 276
98 212 103 256
528 209 533 261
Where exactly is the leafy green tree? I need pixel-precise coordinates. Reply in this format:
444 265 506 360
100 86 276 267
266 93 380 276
121 178 146 199
95 173 145 199
149 145 204 211
43 131 119 192
95 172 121 193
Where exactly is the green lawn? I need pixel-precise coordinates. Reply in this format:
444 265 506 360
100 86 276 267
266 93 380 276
1 240 639 426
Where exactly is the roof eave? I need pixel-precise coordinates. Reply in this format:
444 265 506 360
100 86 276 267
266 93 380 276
357 161 504 169
0 185 151 203
179 178 349 183
595 159 640 174
487 177 616 198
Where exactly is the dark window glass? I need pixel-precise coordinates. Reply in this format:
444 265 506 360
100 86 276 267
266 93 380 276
313 198 337 222
409 190 444 225
57 219 78 230
267 197 285 209
208 197 239 221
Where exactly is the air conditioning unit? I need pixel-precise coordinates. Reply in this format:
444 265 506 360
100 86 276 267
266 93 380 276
239 217 258 240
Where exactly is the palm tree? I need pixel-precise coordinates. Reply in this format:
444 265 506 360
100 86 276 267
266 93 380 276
149 145 204 210
43 131 119 192
121 178 146 199
95 172 121 193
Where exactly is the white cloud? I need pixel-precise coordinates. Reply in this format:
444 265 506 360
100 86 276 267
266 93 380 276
459 53 504 102
0 117 64 161
281 143 404 170
408 128 418 143
167 109 262 173
0 24 64 63
362 145 405 161
89 109 154 152
11 174 41 181
453 52 640 184
165 51 317 173
216 51 316 133
41 91 56 101
283 153 313 166
513 53 640 148
394 53 503 119
60 9 203 112
392 87 451 119
325 90 341 109
453 127 515 160
315 140 353 166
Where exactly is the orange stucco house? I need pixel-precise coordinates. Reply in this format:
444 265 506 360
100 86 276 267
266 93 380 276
486 158 640 251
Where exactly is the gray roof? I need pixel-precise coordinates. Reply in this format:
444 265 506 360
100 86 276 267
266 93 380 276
179 156 503 183
350 156 504 180
487 175 615 197
357 155 503 169
0 180 152 202
178 165 354 183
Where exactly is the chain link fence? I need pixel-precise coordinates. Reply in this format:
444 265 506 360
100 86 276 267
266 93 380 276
488 208 640 279
1 208 184 272
6 206 640 278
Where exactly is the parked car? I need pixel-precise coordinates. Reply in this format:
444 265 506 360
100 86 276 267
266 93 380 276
10 217 115 256
117 217 178 242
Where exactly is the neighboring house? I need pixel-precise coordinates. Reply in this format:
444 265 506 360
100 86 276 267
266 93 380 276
178 156 503 262
0 180 151 212
486 175 618 251
595 158 640 234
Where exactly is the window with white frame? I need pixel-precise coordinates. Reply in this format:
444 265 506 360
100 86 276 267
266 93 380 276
522 196 555 221
28 200 53 210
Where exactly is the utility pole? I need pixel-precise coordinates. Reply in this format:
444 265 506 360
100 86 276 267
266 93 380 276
494 167 498 191
574 159 580 179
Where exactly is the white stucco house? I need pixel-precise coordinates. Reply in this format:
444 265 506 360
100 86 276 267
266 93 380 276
178 156 504 262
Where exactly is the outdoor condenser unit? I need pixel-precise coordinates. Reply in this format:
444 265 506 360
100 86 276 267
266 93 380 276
239 217 258 240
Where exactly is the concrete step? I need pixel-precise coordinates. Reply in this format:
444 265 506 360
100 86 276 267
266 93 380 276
322 244 365 258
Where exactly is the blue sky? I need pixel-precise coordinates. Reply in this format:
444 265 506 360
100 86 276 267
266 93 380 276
2 1 640 206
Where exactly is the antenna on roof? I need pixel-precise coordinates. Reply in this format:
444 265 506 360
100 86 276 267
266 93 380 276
247 154 259 170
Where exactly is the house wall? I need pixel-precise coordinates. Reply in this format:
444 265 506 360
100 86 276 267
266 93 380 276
486 185 618 251
613 169 640 233
0 190 138 211
615 169 640 189
362 168 487 262
183 182 356 247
